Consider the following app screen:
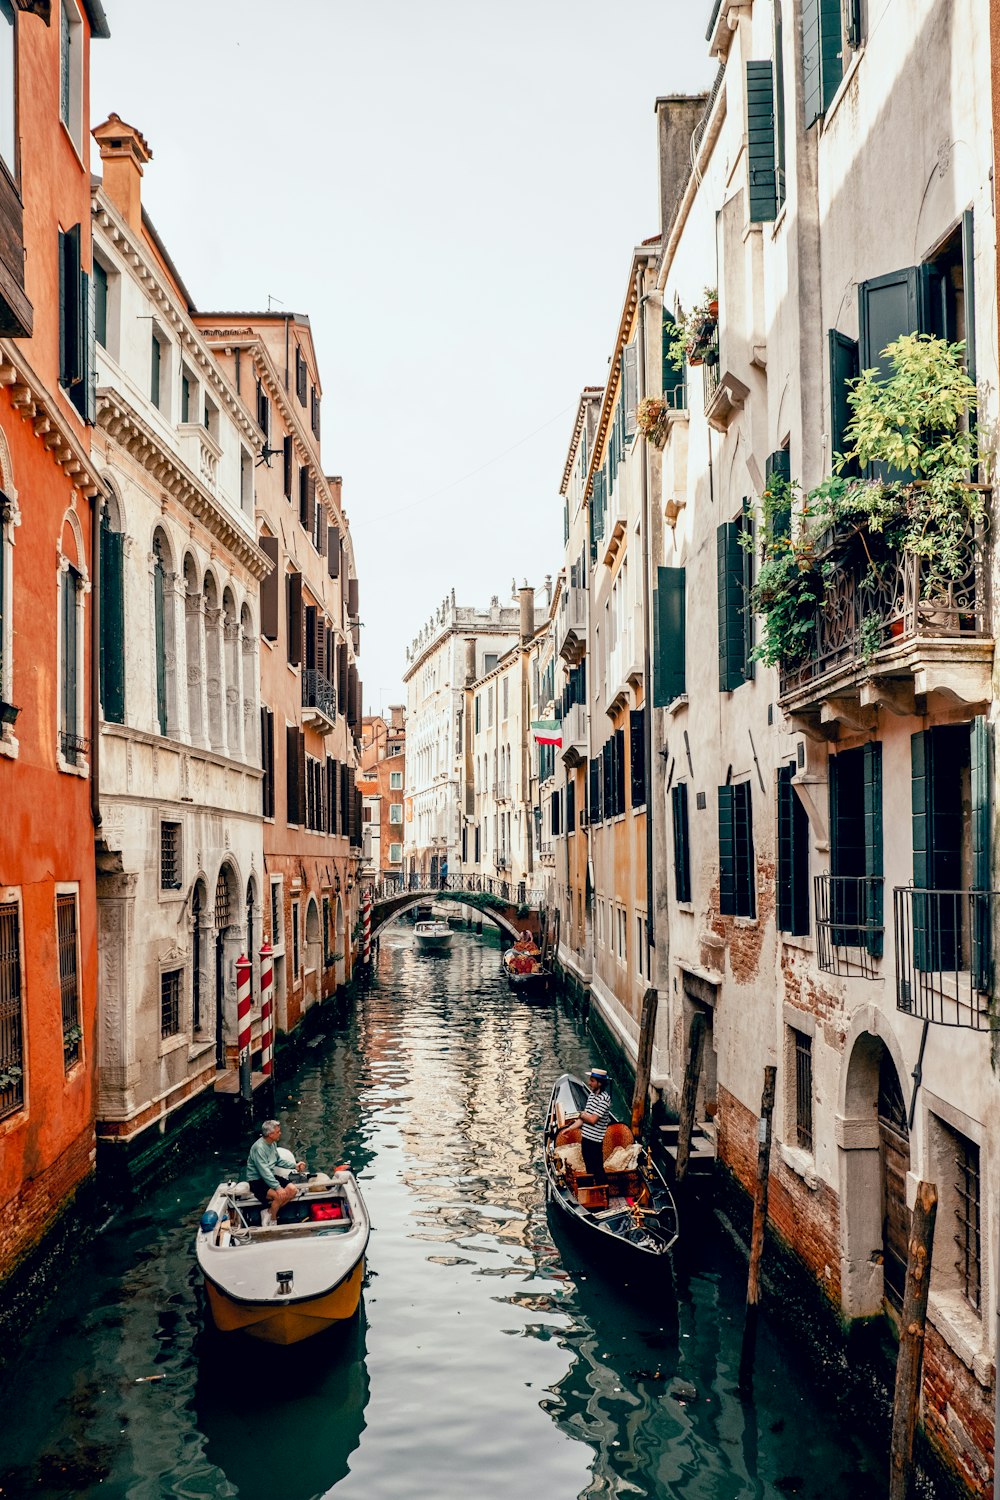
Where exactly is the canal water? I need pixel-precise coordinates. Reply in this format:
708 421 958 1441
0 926 885 1500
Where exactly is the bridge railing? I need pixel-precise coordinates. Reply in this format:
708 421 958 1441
368 872 545 909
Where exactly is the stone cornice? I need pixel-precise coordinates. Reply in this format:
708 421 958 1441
0 344 104 499
91 193 260 450
96 388 274 582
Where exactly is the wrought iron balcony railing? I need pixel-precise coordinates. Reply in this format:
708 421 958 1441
301 670 336 723
814 873 884 979
780 521 989 699
60 731 89 765
893 886 993 1030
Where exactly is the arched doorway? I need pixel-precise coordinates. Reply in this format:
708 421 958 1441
840 1026 911 1319
214 865 239 1069
335 897 345 988
191 878 208 1039
305 898 321 1006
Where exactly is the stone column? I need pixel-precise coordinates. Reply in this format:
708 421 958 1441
242 627 258 765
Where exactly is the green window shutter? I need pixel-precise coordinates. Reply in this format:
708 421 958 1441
662 307 685 406
962 208 976 386
614 727 626 816
773 0 786 207
765 449 792 540
734 780 756 917
828 329 859 476
602 739 613 816
672 782 691 903
622 343 638 437
94 259 108 348
59 224 82 388
69 269 95 424
61 567 78 741
910 731 932 970
629 708 646 807
717 521 746 692
99 519 125 725
863 741 883 957
152 553 166 735
971 716 991 990
802 0 844 128
654 565 686 706
746 60 777 222
741 498 755 681
150 331 161 409
718 784 736 915
777 763 809 934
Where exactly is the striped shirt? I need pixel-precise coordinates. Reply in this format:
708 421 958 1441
580 1088 612 1143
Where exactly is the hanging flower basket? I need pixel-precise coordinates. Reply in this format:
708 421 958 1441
636 396 670 448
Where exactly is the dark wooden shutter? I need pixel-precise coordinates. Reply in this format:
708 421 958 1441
347 664 358 728
307 473 316 537
971 717 990 989
718 784 736 915
70 268 96 423
828 330 860 476
717 522 746 692
327 525 340 578
614 727 626 816
152 555 166 735
100 519 125 724
589 756 601 824
337 641 348 707
348 577 359 617
802 0 844 127
59 224 83 388
962 209 977 385
283 435 293 498
622 343 638 436
550 788 561 836
672 782 692 903
863 742 883 958
746 61 777 222
777 763 809 935
304 604 317 671
662 307 685 406
297 730 306 827
259 535 279 641
340 764 350 836
735 780 756 917
602 740 612 817
296 345 307 405
286 571 302 666
629 708 646 807
764 449 792 540
654 565 686 706
299 466 309 526
286 723 300 823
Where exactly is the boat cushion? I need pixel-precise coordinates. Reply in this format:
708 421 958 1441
554 1142 586 1173
604 1143 642 1172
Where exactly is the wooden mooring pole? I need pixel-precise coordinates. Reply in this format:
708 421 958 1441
738 1063 776 1392
888 1180 938 1500
674 1011 706 1184
630 987 658 1136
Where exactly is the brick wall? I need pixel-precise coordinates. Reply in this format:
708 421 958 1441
0 1129 95 1282
923 1325 995 1498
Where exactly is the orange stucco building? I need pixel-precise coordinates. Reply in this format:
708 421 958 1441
360 708 406 883
0 0 109 1289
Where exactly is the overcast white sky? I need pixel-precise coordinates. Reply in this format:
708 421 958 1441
92 2 713 709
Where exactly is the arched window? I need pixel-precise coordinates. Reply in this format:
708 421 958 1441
203 571 223 750
100 495 125 724
183 554 203 745
152 530 169 736
222 587 240 755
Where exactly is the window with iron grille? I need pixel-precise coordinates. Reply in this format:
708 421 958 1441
322 896 332 966
292 902 301 976
57 892 80 1069
949 1129 982 1312
270 879 282 950
214 870 231 930
792 1029 813 1151
160 968 181 1039
0 900 24 1121
160 819 182 890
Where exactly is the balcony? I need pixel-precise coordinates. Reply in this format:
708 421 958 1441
894 886 993 1030
814 873 884 980
779 522 993 736
556 586 587 664
701 330 749 434
561 700 587 767
301 670 336 733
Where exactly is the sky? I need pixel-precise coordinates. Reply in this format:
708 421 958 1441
91 2 714 710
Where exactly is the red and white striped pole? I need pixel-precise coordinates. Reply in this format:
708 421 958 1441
236 954 252 1102
259 937 274 1077
362 885 372 966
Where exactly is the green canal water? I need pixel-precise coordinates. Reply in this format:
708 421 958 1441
0 926 885 1499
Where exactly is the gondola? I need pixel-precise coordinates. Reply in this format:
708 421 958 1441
543 1073 678 1267
502 945 553 996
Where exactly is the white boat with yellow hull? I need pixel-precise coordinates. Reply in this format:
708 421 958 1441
196 1168 369 1345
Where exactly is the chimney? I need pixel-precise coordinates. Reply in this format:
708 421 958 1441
465 637 477 685
654 95 709 244
93 114 153 233
519 585 534 644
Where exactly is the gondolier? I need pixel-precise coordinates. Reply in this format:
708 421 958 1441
572 1068 612 1180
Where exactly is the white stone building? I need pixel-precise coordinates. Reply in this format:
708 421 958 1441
89 118 269 1168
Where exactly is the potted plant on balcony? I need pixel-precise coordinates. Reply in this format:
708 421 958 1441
636 396 671 448
748 334 983 669
665 289 719 370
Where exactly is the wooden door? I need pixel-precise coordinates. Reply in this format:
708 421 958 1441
878 1054 910 1310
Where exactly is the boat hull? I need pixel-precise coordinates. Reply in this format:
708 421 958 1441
206 1256 365 1345
415 934 452 951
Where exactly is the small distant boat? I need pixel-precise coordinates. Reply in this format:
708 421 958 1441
543 1073 679 1267
502 939 551 996
196 1167 369 1345
414 918 453 952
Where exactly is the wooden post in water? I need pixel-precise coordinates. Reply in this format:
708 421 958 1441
738 1063 776 1392
889 1180 938 1500
631 987 658 1136
674 1011 706 1183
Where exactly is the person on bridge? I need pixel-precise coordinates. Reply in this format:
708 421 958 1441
572 1069 612 1182
439 857 448 888
247 1119 306 1223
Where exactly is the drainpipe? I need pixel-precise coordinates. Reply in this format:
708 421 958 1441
636 262 655 977
90 492 102 830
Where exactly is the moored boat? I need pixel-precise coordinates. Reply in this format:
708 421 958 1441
502 945 552 996
543 1073 678 1267
414 918 453 951
196 1167 369 1345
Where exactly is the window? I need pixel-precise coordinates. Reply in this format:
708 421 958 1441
0 0 13 178
390 770 403 790
151 329 163 411
672 782 692 904
502 675 509 721
389 842 402 864
822 743 882 965
58 224 83 391
0 899 24 1120
566 777 576 833
152 534 168 737
160 820 182 890
718 781 756 918
636 913 648 980
777 764 810 935
204 395 218 440
389 803 403 824
909 722 986 975
160 969 181 1039
746 60 778 223
622 342 638 436
286 571 302 666
57 892 80 1068
256 377 270 439
483 653 498 674
653 566 685 706
270 878 283 950
94 258 109 351
286 724 304 825
629 709 646 808
615 905 627 964
790 1028 813 1151
260 706 275 817
717 506 753 691
292 901 301 977
487 685 494 730
295 345 307 407
59 0 83 151
311 385 320 438
240 446 253 514
60 563 85 763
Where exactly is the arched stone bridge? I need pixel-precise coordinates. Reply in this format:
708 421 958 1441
367 873 546 945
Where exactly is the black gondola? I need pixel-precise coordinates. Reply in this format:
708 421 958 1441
543 1073 679 1267
502 947 553 997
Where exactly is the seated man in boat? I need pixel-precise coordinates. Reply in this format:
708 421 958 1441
246 1119 307 1224
566 1068 612 1182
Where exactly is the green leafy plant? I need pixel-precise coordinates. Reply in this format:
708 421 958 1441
0 1065 22 1091
63 1024 83 1051
665 288 718 371
637 396 670 445
747 335 983 669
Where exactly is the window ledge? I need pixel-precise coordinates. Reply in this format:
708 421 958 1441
57 753 90 778
820 46 865 133
929 1289 988 1383
261 637 275 652
770 201 788 240
666 694 688 716
778 1142 820 1189
159 1033 188 1059
158 889 186 903
0 730 19 760
780 933 815 954
59 118 86 171
188 1039 214 1061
